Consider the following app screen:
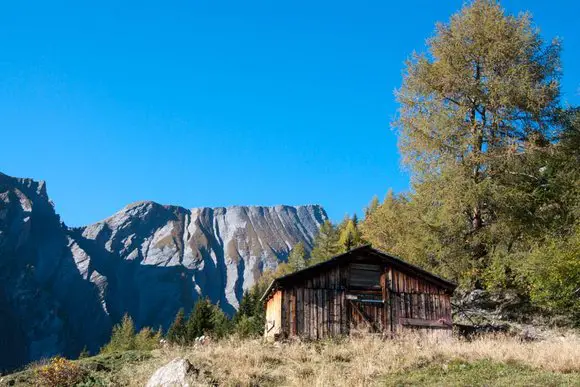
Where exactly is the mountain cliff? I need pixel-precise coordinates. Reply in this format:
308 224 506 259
0 172 326 371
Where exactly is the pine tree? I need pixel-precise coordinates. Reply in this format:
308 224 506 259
235 290 255 322
352 213 359 226
210 304 231 339
233 287 265 337
287 242 307 272
100 313 136 353
338 216 363 252
309 220 339 265
166 308 186 344
186 298 214 341
364 196 380 218
135 327 159 350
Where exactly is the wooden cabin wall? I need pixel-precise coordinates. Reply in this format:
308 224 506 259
264 290 282 339
273 259 453 339
388 267 452 336
281 264 347 339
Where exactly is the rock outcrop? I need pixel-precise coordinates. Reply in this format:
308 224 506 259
0 172 326 371
0 173 111 371
145 358 198 387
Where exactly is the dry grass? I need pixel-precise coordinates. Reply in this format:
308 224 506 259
3 333 579 386
116 332 580 386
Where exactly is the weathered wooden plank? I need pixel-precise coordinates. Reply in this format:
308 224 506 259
281 290 289 337
290 289 296 336
310 290 315 339
318 289 323 338
400 318 451 329
321 290 327 338
297 287 303 335
335 291 340 335
340 289 345 334
303 289 310 337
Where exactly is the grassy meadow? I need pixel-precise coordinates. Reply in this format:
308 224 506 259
2 332 579 386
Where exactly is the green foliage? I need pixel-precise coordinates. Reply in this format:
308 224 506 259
383 359 580 386
100 314 135 353
166 308 187 345
287 242 308 271
309 220 340 265
134 327 161 351
168 300 233 344
100 314 160 353
210 304 232 339
517 228 580 323
364 196 380 217
361 0 579 320
34 356 88 387
391 0 563 285
233 314 263 338
337 215 364 253
186 298 215 340
233 286 267 338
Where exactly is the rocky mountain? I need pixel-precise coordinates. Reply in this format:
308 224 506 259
0 172 326 371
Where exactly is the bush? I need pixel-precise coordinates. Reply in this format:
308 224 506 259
518 228 580 323
34 356 87 387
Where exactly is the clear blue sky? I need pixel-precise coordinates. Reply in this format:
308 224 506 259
1 1 579 226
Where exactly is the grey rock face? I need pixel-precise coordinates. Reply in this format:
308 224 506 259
145 358 197 387
0 173 111 371
0 172 326 371
73 201 325 322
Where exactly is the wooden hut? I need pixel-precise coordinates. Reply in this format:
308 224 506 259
261 245 456 340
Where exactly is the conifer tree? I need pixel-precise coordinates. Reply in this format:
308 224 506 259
364 196 380 218
235 290 255 322
210 304 231 339
166 308 186 344
135 327 160 351
287 242 307 272
186 298 214 341
100 313 136 353
338 216 363 252
233 288 265 337
309 220 340 265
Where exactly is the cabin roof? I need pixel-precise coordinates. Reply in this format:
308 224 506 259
261 245 457 302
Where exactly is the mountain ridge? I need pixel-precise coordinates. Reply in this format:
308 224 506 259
0 172 326 371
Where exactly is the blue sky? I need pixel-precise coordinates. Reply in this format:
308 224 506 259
1 1 579 226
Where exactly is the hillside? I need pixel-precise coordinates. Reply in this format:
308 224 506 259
2 333 579 386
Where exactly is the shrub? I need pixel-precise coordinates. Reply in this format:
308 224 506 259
34 356 87 387
518 228 580 323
